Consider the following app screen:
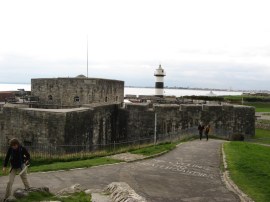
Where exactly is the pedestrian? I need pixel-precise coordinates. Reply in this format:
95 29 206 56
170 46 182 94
2 138 30 201
205 124 210 141
198 123 205 140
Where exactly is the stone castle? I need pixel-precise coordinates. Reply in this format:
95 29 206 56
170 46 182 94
31 75 124 108
0 74 255 147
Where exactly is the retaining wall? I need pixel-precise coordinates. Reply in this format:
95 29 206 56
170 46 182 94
0 103 255 147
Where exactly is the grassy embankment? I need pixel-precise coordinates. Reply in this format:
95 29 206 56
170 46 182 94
29 157 121 173
223 128 270 202
245 103 270 112
252 128 270 144
183 95 270 112
16 191 91 202
129 142 177 156
0 136 197 176
224 142 270 202
130 135 228 156
0 157 121 177
223 95 270 112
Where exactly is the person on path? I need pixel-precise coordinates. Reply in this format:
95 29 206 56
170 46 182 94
205 124 211 141
2 138 30 200
198 123 205 140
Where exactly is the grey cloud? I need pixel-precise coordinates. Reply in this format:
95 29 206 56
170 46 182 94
0 54 269 90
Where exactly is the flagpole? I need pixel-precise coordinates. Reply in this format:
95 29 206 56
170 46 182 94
87 35 88 78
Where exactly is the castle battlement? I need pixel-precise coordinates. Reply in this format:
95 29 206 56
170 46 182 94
0 74 255 147
31 76 124 108
0 101 255 147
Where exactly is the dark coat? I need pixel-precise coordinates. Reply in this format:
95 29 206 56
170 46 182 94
3 146 30 169
198 125 205 132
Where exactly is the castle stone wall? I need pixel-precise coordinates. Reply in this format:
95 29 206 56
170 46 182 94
0 105 66 146
121 104 155 140
0 103 255 147
64 103 121 147
122 104 255 140
31 78 124 107
0 103 123 147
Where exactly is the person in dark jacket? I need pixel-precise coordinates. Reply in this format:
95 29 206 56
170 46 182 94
2 138 30 200
205 124 210 141
198 123 205 140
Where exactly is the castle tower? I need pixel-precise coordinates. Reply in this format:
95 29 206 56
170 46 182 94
154 64 166 97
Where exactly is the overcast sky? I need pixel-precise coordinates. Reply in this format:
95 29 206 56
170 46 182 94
0 0 270 90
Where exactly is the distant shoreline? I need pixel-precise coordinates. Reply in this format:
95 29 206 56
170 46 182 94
125 86 269 93
125 86 242 93
0 83 269 93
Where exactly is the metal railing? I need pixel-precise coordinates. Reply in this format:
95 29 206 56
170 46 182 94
0 131 196 161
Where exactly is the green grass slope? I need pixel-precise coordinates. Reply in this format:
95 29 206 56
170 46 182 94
224 142 270 202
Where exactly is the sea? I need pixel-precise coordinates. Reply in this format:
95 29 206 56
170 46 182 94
0 84 242 97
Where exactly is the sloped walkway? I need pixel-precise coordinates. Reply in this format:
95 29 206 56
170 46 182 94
0 140 239 202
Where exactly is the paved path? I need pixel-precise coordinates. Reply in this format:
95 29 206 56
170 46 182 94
0 140 239 202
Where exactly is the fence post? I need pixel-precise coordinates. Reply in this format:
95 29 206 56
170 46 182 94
154 112 157 145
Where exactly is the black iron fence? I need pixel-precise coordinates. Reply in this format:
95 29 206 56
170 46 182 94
0 130 197 161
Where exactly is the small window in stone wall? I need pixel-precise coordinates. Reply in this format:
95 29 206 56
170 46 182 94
105 97 108 102
48 95 53 101
115 96 118 102
74 96 80 102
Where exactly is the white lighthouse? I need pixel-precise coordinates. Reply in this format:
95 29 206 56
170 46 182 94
154 64 166 97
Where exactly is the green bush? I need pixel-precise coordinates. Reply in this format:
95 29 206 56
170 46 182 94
182 95 224 101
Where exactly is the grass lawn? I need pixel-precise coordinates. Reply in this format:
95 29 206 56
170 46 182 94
0 142 180 176
245 102 270 112
0 157 121 177
129 136 198 156
129 142 176 156
221 95 270 112
224 142 270 202
17 191 91 202
252 129 270 144
29 157 121 173
223 95 245 102
0 136 197 176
